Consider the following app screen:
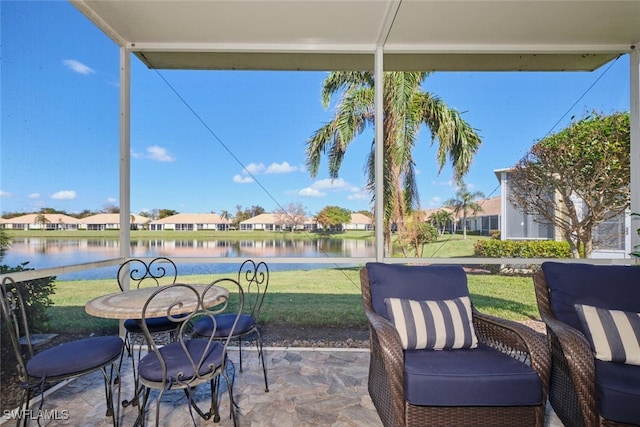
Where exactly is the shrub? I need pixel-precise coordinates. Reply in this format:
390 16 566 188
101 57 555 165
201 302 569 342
474 239 572 273
0 262 56 334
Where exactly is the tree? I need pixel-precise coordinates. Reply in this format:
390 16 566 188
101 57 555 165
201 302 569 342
74 209 94 219
101 203 119 213
158 209 179 219
428 209 454 236
0 229 10 260
316 206 352 232
306 71 481 253
233 205 265 229
35 213 50 230
38 207 67 215
445 183 484 239
398 211 439 257
274 202 307 231
508 111 630 258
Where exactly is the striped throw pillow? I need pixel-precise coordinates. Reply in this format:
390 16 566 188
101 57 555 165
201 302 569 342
384 296 478 350
575 304 640 366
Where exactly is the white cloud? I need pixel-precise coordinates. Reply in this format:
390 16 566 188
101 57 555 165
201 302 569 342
428 196 442 207
298 187 325 197
347 190 369 201
146 146 175 162
313 178 358 191
244 163 266 175
233 174 254 184
265 162 299 174
298 178 362 198
51 190 77 200
0 190 12 198
312 178 343 190
107 197 117 204
63 59 95 75
28 193 40 199
241 161 299 177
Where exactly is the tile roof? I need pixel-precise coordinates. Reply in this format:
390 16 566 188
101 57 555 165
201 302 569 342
77 213 150 224
4 213 80 224
151 213 228 224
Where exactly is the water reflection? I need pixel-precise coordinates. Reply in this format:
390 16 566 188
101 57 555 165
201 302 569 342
3 237 374 280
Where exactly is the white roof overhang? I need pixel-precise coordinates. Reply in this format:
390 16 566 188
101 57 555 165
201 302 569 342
70 0 640 71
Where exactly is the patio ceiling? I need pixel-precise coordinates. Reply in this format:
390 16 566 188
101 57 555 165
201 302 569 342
70 0 640 71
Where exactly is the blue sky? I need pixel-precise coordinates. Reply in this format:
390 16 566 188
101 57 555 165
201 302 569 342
1 1 631 217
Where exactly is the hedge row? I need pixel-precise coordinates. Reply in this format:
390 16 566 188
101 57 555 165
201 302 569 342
474 239 572 259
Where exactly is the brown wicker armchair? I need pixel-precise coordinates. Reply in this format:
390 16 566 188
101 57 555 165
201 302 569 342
534 262 640 427
361 263 550 427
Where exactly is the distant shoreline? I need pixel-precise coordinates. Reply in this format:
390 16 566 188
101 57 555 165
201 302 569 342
4 229 375 241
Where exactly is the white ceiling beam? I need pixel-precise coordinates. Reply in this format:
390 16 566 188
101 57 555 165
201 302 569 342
384 44 635 54
127 42 379 54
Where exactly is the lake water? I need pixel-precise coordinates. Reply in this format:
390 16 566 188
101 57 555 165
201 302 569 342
3 237 375 280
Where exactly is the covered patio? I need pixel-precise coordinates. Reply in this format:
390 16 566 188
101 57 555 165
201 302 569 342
0 346 564 426
2 1 640 426
1 1 637 282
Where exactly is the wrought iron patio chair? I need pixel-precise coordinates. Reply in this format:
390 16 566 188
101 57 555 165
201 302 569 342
192 259 269 391
116 257 180 406
360 262 550 427
0 276 123 427
134 279 243 427
534 262 640 427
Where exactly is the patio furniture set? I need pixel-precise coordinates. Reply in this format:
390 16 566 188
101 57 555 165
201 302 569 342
1 260 639 426
359 262 640 427
1 258 269 427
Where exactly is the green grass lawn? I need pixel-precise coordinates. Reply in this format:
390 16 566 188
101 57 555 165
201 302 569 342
47 268 540 335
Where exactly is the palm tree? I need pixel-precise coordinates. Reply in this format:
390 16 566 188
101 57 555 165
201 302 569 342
429 209 454 236
306 71 481 252
445 183 485 240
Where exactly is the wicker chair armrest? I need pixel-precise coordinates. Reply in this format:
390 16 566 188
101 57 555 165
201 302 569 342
541 313 598 418
473 310 551 395
365 308 404 377
542 314 593 366
364 308 406 424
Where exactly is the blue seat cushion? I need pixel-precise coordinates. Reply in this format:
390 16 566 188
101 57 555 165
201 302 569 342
542 262 640 332
27 336 123 379
124 315 182 334
366 263 470 319
138 339 224 384
595 360 640 425
192 313 255 338
403 343 542 407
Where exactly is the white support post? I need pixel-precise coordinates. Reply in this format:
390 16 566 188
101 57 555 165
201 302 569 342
374 47 384 261
630 47 640 262
499 171 508 240
119 46 131 281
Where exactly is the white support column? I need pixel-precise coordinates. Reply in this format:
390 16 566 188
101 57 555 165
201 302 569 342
630 47 640 262
499 171 508 240
374 47 384 261
119 46 131 267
